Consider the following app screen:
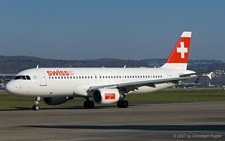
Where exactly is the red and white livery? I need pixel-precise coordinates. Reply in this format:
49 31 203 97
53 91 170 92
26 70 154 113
6 31 199 110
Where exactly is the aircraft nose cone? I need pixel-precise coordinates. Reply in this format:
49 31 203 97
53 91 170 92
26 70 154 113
5 82 15 94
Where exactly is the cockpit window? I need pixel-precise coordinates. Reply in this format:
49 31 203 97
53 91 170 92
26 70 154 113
14 75 31 80
21 76 26 80
14 76 22 80
26 76 31 80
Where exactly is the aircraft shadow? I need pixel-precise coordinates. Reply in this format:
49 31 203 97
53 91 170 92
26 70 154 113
0 105 119 111
22 125 225 131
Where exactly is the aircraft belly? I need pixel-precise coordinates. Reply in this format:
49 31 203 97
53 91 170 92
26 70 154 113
130 83 174 94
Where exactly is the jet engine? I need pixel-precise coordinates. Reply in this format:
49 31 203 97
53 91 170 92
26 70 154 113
93 88 120 104
43 96 73 105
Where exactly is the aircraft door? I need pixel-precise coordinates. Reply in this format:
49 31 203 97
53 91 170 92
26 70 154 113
38 71 47 86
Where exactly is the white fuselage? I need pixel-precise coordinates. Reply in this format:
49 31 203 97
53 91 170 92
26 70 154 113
6 67 194 97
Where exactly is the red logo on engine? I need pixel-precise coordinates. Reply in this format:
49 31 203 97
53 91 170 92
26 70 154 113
47 70 74 76
105 93 116 100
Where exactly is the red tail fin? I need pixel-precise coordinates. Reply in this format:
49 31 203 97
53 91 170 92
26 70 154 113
161 31 192 70
0 77 4 84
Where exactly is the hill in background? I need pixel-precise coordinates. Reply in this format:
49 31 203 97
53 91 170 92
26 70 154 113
0 55 225 86
0 55 224 73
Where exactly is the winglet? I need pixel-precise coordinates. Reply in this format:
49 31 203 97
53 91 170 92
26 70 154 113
203 72 213 79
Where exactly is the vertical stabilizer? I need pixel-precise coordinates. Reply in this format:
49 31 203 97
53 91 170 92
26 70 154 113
161 31 192 70
0 76 4 84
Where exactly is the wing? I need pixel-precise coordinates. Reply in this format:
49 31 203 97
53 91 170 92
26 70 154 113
88 75 197 94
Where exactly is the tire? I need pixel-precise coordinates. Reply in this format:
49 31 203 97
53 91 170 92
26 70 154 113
83 101 89 108
32 105 39 111
117 101 123 108
122 100 129 108
88 101 95 108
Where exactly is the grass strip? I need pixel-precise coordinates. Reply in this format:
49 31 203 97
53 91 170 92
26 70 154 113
1 89 225 109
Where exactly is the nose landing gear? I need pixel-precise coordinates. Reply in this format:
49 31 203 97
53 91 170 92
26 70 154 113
32 97 41 111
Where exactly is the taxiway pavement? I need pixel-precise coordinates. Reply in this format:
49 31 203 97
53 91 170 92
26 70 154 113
0 102 224 141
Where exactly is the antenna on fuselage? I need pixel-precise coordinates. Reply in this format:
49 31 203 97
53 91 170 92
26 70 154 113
36 65 39 68
124 65 126 68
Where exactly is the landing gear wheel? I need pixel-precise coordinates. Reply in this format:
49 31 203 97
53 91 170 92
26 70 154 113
122 100 129 108
117 100 129 108
32 97 41 111
83 100 95 109
32 105 39 111
83 101 89 108
88 101 94 108
117 101 123 108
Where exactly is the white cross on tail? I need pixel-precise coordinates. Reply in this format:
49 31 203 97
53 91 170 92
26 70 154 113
176 42 188 58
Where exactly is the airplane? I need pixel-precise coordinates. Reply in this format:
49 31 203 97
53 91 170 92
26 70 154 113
176 77 201 88
0 76 5 91
6 31 201 110
176 71 213 88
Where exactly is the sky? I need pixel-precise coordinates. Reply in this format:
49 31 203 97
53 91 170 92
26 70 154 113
1 0 225 61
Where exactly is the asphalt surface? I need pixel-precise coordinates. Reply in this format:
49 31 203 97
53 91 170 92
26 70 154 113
0 102 225 141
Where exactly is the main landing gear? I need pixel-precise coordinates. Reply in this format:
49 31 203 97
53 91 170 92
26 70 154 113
117 94 129 108
83 98 95 109
117 100 129 108
32 97 41 111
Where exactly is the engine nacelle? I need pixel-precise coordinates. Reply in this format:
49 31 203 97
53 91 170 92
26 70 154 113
93 88 120 104
43 96 73 105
